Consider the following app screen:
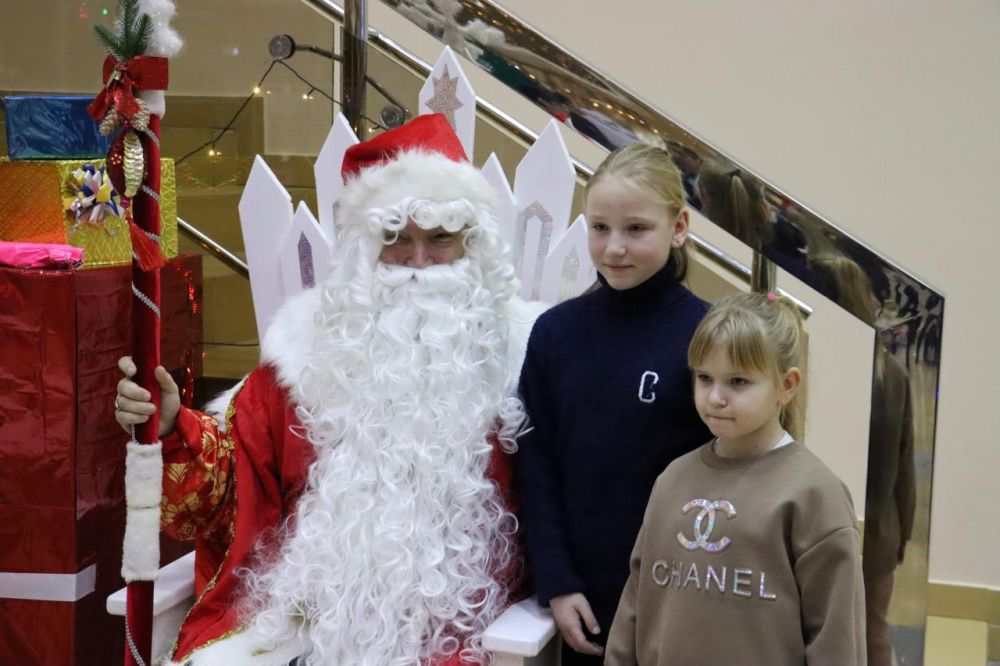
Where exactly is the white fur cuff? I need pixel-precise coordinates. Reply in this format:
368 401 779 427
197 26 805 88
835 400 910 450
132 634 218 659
126 440 164 508
122 441 163 582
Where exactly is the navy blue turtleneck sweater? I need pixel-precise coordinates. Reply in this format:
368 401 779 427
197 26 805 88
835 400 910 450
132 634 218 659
515 263 711 632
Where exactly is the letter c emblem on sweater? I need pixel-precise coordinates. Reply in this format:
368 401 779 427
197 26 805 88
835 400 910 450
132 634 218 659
676 499 737 553
638 370 659 403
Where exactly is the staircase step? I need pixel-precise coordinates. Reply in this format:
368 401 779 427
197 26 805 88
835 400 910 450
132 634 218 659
162 127 244 165
174 155 320 193
177 187 246 252
202 341 260 380
176 155 256 190
162 95 264 155
257 155 317 189
203 272 257 342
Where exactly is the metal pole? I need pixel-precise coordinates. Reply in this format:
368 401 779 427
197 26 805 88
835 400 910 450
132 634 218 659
332 19 338 122
342 0 368 134
750 250 776 293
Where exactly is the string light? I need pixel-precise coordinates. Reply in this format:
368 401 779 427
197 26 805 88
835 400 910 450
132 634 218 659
176 59 388 165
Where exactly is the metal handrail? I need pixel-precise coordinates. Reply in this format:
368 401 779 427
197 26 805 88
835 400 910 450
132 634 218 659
177 217 249 278
688 236 810 316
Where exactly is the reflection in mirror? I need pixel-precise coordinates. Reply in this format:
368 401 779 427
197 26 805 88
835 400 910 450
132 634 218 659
811 253 917 666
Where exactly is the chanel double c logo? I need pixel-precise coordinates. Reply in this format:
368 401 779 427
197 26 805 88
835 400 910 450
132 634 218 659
676 498 737 553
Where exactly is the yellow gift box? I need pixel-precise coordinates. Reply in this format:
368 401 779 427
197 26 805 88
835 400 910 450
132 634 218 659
0 158 178 268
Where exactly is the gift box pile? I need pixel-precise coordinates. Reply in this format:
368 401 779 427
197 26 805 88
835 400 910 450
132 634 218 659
0 255 203 665
0 95 178 268
0 95 200 664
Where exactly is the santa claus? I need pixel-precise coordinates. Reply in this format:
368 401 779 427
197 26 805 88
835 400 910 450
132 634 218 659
114 114 547 665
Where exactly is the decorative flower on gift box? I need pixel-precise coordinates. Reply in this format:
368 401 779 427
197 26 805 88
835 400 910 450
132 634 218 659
63 163 123 232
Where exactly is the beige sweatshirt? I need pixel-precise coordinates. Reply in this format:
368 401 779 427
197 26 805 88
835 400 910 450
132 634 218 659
604 441 866 666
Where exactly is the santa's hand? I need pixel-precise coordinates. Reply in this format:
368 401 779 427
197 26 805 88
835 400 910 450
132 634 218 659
115 356 180 437
550 592 603 656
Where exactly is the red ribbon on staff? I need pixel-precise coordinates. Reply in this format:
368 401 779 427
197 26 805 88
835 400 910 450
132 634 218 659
87 54 169 122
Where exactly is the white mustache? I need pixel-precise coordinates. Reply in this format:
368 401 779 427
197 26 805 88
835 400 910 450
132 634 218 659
374 258 474 289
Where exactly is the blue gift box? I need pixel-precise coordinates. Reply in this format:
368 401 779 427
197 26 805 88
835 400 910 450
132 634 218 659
3 96 112 160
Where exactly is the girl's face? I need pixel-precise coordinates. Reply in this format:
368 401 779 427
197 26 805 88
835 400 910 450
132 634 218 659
585 176 689 291
692 345 800 456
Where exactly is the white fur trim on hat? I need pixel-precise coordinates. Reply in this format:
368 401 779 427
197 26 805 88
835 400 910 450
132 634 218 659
337 151 497 232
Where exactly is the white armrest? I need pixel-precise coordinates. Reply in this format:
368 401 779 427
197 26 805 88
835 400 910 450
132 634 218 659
483 596 558 658
106 551 196 616
106 560 558 665
107 552 197 663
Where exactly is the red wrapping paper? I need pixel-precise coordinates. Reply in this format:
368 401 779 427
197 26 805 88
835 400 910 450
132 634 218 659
0 254 202 665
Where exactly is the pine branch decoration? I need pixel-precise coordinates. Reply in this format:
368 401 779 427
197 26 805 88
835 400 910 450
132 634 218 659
94 0 152 61
126 14 152 59
94 23 121 57
118 0 137 40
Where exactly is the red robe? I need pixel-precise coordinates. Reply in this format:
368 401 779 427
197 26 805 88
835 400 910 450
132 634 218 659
160 364 516 664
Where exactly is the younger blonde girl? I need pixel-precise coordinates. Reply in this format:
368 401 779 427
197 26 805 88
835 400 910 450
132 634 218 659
605 292 866 666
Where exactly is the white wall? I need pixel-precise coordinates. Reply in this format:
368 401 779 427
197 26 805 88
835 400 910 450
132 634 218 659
386 0 998 588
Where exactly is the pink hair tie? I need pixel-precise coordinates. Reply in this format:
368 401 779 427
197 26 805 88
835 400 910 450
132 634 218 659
766 292 778 302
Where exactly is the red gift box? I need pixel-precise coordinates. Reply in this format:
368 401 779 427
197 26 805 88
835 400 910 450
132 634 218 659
0 255 203 665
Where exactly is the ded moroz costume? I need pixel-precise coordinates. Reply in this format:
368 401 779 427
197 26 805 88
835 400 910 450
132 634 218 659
148 115 547 665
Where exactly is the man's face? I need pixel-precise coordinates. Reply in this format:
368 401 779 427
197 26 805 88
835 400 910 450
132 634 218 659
379 220 466 269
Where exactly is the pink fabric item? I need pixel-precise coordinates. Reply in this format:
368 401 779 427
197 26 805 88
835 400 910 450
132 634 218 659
0 242 84 268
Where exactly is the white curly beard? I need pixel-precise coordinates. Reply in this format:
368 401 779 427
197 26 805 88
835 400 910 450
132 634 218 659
241 258 521 666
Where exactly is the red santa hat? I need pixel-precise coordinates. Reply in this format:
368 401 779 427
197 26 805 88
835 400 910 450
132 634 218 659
341 113 468 179
336 114 497 230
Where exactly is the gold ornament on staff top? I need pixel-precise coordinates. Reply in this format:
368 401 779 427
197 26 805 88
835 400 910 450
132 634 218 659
122 130 145 197
99 99 151 136
100 108 124 136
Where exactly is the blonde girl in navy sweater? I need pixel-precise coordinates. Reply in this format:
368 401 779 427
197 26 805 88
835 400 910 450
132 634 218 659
516 144 711 665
